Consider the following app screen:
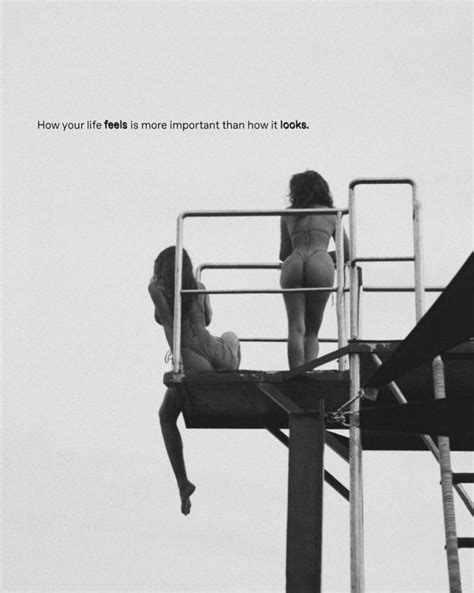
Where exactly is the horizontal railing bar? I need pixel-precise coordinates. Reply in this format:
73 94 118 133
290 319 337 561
239 338 339 343
198 262 282 271
191 283 442 295
349 178 415 189
180 208 348 219
182 287 343 294
352 257 414 262
363 286 444 293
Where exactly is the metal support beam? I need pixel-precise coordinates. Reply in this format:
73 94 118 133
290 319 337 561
257 383 302 414
283 346 350 380
326 430 350 462
266 426 349 502
452 473 474 484
286 403 325 592
325 469 350 502
266 425 289 447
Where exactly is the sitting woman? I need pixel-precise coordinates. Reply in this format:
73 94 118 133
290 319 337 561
280 170 349 369
149 246 240 515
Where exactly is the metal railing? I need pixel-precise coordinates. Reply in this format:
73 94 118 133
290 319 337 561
172 208 349 373
172 186 432 374
348 178 425 326
196 261 347 346
348 178 423 593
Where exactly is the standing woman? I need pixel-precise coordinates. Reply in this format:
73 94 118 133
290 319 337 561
149 246 240 515
280 171 349 369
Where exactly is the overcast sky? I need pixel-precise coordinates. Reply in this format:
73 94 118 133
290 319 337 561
2 2 473 592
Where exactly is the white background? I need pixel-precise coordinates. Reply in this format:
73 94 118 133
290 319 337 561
2 2 473 592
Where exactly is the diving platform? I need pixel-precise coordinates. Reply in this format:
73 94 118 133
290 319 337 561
164 369 349 428
163 339 474 450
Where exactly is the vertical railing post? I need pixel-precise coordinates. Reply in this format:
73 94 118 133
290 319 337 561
411 181 425 322
349 354 364 592
433 356 462 593
344 264 351 353
348 183 365 592
335 211 348 370
349 186 358 341
172 213 185 373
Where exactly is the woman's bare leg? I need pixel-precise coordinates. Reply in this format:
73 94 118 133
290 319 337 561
304 292 331 362
304 253 334 363
283 292 306 368
281 254 306 369
159 387 196 515
304 332 320 361
304 295 327 362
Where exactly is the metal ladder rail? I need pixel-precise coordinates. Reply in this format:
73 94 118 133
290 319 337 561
433 357 474 593
349 178 425 321
433 357 462 593
349 178 472 593
348 178 423 593
368 353 473 592
369 354 474 515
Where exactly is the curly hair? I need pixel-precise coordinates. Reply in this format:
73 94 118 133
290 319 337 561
153 246 197 315
289 170 333 208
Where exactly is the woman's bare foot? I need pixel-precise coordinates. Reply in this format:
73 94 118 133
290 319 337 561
179 481 196 516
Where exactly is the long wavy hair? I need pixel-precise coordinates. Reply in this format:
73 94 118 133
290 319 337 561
153 246 198 315
289 170 334 208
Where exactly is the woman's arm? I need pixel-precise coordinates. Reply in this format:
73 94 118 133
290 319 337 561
279 217 292 262
148 279 173 326
197 281 212 325
329 228 350 264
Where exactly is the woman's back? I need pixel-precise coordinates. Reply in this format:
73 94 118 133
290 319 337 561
149 279 210 349
181 295 210 340
283 211 336 253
